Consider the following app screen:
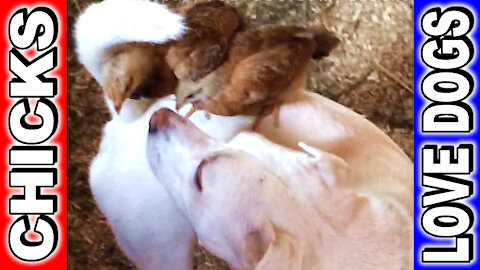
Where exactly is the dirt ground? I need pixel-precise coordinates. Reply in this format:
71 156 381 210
67 0 414 269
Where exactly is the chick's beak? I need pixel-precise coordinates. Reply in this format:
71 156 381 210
114 100 124 114
176 99 185 111
106 88 126 114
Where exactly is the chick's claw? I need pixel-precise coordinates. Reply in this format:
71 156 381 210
185 107 197 118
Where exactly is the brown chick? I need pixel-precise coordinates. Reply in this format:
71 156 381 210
102 42 177 113
102 0 242 113
176 25 340 126
165 0 243 82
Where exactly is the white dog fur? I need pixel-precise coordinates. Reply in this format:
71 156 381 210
77 1 254 268
76 1 196 269
75 0 185 120
90 95 257 270
75 0 184 84
77 1 413 269
146 108 412 270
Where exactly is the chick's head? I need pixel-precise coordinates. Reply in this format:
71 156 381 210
175 81 208 111
175 70 223 110
102 43 176 114
102 52 144 113
166 39 227 82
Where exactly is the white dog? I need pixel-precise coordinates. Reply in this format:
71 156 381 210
76 1 197 269
89 96 252 269
146 108 412 270
77 1 413 269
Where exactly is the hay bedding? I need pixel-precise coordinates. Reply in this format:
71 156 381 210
67 0 413 269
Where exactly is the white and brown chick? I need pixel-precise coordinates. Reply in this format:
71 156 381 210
165 0 243 82
101 0 242 113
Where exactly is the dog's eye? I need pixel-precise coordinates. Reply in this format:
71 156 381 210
186 94 195 100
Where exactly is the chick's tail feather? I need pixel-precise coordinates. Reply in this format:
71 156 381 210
75 0 185 84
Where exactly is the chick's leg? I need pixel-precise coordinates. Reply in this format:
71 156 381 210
184 104 211 119
185 107 197 118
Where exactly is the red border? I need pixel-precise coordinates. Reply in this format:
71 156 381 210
0 0 66 269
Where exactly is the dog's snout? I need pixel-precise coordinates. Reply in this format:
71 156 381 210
149 108 179 133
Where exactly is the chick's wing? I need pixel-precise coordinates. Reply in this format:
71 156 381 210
202 40 315 115
166 0 242 81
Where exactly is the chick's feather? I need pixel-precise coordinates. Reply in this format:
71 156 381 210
166 0 243 81
96 0 242 113
102 42 177 112
176 26 340 117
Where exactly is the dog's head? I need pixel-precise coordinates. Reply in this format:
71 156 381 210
146 108 281 268
148 108 214 148
146 109 214 203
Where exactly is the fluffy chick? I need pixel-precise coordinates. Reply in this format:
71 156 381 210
166 0 243 82
102 42 177 113
176 26 340 125
102 0 242 113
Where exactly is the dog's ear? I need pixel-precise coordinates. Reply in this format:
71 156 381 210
243 229 273 267
255 226 304 270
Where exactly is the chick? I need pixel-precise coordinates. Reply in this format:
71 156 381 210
176 25 340 126
102 42 177 113
166 0 243 82
102 0 242 113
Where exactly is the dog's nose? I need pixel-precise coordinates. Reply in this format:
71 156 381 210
149 108 178 133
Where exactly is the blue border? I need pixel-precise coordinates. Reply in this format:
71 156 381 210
414 0 479 269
